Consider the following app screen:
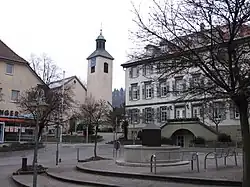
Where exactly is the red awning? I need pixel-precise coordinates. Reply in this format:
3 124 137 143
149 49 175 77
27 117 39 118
0 117 33 123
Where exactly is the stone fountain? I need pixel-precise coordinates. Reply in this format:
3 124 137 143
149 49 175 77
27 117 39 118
116 123 188 167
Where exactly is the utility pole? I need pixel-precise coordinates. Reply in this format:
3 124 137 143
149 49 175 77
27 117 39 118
56 70 65 165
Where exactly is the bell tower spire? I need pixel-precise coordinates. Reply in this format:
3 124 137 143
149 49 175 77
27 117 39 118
96 27 106 50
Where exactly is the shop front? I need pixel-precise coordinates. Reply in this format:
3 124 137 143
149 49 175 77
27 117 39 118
0 116 35 143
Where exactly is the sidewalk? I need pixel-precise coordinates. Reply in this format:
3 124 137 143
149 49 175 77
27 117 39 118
78 154 243 182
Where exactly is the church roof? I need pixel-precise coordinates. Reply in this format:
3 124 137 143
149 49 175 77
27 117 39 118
49 75 87 91
87 49 114 60
0 40 27 63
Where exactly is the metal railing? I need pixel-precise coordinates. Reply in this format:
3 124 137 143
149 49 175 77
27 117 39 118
204 148 238 170
150 151 200 174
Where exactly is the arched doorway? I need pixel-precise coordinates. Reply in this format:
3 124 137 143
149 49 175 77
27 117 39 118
171 129 195 147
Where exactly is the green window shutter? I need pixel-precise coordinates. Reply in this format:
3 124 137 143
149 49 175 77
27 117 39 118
129 87 132 101
157 107 161 122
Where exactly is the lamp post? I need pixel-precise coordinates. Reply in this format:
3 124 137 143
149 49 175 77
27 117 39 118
56 70 65 165
107 101 117 157
31 89 48 187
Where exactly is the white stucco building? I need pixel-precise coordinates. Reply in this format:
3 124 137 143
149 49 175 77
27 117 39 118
121 26 250 147
49 76 87 133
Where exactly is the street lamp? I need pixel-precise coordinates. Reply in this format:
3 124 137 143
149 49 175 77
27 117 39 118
56 70 65 165
107 101 118 157
30 89 48 187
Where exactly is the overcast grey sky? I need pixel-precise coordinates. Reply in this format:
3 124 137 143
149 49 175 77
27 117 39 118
0 0 149 89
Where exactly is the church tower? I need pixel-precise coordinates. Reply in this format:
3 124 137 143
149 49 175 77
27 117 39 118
86 30 114 104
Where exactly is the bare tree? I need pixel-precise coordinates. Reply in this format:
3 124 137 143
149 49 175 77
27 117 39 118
203 101 227 133
131 0 250 186
18 84 75 140
29 53 62 84
79 96 110 158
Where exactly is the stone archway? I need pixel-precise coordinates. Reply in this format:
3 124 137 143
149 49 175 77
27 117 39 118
171 129 195 147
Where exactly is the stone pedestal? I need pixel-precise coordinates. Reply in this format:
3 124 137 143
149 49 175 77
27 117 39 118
123 145 181 163
142 123 161 147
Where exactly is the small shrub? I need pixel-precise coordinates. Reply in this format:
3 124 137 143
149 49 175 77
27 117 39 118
192 136 206 145
218 133 232 142
161 137 174 145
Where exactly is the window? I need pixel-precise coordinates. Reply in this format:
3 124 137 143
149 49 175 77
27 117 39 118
131 84 140 100
131 109 139 123
193 108 198 117
176 110 180 118
91 66 95 73
129 66 139 78
160 82 169 97
193 106 202 118
145 84 152 99
145 108 153 123
235 107 240 119
104 62 108 73
6 63 14 74
175 78 184 91
142 64 153 75
11 90 20 102
213 107 220 118
90 58 96 73
145 65 153 75
161 107 168 122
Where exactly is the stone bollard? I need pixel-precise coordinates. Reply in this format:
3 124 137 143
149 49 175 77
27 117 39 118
21 157 28 171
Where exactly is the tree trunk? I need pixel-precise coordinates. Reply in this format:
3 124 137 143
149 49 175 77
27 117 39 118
234 98 250 187
215 123 219 133
94 125 98 158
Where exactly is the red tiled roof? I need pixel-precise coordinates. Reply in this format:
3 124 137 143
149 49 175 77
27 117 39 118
0 40 27 63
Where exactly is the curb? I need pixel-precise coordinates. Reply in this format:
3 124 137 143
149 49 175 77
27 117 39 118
76 165 242 186
11 175 29 187
46 171 120 187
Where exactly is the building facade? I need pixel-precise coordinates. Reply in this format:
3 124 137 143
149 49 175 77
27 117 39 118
86 30 114 105
49 76 87 133
0 40 46 142
121 27 249 147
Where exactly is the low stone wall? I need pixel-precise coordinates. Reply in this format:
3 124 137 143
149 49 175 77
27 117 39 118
43 135 103 143
0 142 44 152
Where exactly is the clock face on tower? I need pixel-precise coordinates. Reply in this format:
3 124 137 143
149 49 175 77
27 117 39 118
90 57 96 67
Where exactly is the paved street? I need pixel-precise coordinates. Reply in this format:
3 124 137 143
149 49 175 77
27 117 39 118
0 133 243 187
0 142 114 186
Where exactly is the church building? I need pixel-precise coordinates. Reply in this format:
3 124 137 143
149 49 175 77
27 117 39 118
86 30 114 105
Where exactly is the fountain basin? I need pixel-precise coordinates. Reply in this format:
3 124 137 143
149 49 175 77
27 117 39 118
123 145 181 163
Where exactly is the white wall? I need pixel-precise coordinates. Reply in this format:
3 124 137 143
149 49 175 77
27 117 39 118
87 57 113 104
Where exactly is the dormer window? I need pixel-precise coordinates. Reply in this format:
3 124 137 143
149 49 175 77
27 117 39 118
104 62 108 73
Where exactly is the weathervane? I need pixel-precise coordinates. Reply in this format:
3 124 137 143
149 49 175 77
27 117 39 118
100 22 103 35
